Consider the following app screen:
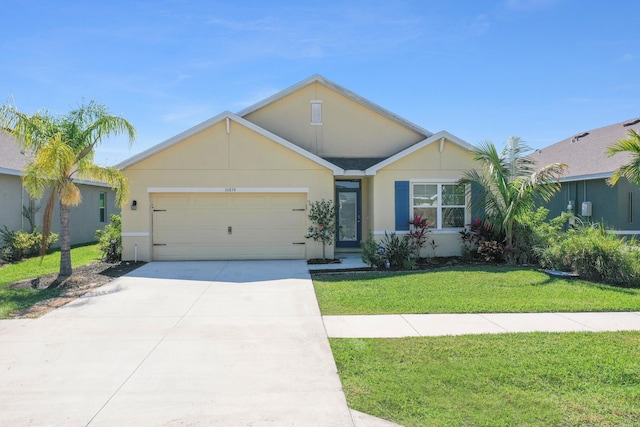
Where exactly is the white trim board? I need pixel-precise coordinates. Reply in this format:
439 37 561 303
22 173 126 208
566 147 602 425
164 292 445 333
609 230 640 235
117 112 343 175
372 229 463 235
147 187 309 193
365 131 476 175
237 74 434 138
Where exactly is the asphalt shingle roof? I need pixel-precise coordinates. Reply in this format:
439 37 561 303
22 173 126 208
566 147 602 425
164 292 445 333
530 118 640 179
0 132 30 172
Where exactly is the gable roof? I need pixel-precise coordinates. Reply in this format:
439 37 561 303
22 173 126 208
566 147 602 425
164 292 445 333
365 131 476 175
116 111 344 175
237 74 433 139
0 131 31 176
530 118 640 181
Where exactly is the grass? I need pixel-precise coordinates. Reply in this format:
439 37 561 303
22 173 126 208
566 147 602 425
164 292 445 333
331 332 640 427
0 243 101 318
313 265 640 315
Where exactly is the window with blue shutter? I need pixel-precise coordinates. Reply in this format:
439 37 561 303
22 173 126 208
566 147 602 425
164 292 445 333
394 181 410 230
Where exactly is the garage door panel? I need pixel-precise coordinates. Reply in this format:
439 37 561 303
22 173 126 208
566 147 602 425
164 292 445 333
152 193 307 260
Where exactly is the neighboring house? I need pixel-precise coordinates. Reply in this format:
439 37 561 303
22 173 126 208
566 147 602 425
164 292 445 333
118 75 477 261
530 118 640 235
0 131 120 245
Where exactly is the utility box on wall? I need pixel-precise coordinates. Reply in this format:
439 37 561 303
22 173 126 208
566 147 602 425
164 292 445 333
581 201 592 217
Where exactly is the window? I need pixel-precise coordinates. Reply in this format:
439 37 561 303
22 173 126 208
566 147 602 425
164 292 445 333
310 100 322 125
99 192 106 223
411 183 466 229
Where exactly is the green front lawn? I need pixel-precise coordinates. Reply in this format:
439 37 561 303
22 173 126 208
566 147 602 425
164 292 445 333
314 266 640 314
332 332 640 427
0 243 101 318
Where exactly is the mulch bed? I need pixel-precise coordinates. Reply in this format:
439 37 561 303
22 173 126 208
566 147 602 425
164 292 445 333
7 261 145 318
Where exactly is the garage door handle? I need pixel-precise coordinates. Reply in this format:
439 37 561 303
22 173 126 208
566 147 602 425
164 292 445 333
153 243 167 246
292 208 305 211
292 242 306 245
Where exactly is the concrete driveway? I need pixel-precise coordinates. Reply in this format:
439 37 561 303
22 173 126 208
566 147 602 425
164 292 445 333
0 261 376 426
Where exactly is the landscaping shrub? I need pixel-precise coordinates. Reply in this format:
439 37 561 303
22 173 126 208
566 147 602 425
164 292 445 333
380 232 414 270
461 208 566 265
511 207 566 264
361 231 386 270
540 225 640 287
459 218 504 261
407 215 431 258
0 226 58 262
477 240 505 263
96 214 122 262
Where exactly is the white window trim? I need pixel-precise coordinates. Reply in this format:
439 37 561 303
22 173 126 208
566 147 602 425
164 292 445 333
147 187 309 193
409 181 468 230
99 192 106 223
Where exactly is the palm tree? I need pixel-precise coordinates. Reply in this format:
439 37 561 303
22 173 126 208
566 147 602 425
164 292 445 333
0 101 135 278
606 129 640 186
461 137 566 263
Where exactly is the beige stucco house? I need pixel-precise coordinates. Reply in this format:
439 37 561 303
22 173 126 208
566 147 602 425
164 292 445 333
118 75 477 261
0 131 120 246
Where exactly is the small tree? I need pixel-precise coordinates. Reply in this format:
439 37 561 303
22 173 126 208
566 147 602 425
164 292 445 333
305 199 336 260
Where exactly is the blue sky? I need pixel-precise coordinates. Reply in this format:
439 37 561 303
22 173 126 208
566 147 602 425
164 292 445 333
2 0 639 165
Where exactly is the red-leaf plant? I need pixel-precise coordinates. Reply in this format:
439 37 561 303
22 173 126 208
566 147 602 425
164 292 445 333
408 215 431 258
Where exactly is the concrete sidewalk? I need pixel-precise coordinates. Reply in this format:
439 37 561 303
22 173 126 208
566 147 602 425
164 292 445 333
323 312 640 338
0 261 398 426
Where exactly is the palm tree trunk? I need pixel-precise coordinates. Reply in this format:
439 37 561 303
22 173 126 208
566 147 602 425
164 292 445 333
59 201 72 277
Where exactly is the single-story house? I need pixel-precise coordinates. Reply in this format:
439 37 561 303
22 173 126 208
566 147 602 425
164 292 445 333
530 118 640 235
0 131 120 245
118 75 477 261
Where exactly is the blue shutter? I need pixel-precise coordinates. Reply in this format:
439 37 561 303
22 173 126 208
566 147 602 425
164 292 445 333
470 182 485 220
395 181 410 230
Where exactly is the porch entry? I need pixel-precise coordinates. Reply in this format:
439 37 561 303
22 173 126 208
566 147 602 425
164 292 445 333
335 180 361 248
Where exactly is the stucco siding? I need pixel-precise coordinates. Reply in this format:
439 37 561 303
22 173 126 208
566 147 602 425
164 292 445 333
1 174 118 245
121 120 335 261
37 186 120 246
0 174 27 232
243 82 425 158
545 178 640 232
371 139 474 256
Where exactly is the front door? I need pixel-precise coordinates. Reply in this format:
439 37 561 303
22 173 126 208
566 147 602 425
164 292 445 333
336 181 361 248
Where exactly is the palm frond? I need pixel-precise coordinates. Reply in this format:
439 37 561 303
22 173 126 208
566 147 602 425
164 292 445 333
0 104 56 151
606 130 640 186
78 163 130 207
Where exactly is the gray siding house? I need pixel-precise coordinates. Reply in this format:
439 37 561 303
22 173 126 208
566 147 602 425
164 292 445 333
530 118 640 235
0 132 120 245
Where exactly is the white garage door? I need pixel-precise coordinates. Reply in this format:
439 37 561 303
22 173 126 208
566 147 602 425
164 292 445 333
151 193 307 261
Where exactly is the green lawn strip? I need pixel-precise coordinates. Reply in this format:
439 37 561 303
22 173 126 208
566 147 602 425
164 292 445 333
314 266 640 314
0 243 101 318
331 332 640 427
